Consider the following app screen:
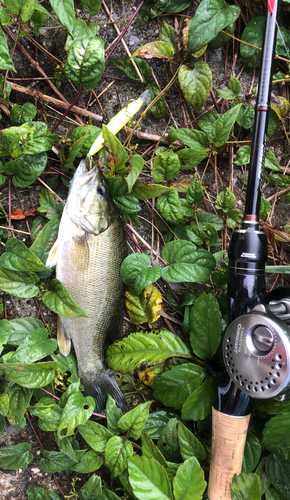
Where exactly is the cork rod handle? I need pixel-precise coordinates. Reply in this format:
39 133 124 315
208 407 251 500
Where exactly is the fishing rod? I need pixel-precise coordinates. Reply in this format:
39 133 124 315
208 0 280 498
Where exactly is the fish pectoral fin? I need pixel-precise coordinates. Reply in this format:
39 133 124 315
46 239 59 268
72 234 90 270
57 316 71 356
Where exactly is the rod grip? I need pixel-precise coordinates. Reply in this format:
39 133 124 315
208 407 251 500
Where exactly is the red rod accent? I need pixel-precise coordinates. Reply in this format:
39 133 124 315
268 0 275 13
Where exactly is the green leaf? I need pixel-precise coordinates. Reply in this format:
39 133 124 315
0 267 39 298
143 409 179 440
132 180 170 199
0 361 58 388
262 413 290 460
174 128 208 148
71 450 104 473
102 124 130 175
118 401 151 440
40 448 83 473
106 330 191 374
234 145 251 166
178 62 212 110
10 103 37 126
178 422 206 462
105 436 133 478
128 455 174 500
69 125 101 157
4 153 48 188
133 41 174 60
0 238 50 273
265 151 281 171
240 17 264 68
153 151 181 182
26 485 62 500
157 418 181 463
2 328 57 364
0 442 33 469
173 456 206 500
134 0 169 27
215 186 236 212
106 177 141 215
125 155 144 193
141 433 168 468
51 352 78 383
111 57 152 81
79 475 102 500
126 286 162 325
106 395 123 435
188 0 240 53
81 0 102 15
0 319 11 355
157 190 184 224
265 454 290 499
0 26 15 71
0 393 9 416
177 146 208 170
146 83 166 119
42 278 89 318
213 103 242 147
77 420 113 452
30 215 59 266
266 173 290 189
8 317 43 346
102 489 121 500
265 488 286 500
189 292 221 358
57 392 95 439
5 382 32 429
120 253 161 294
48 0 75 36
186 173 204 205
161 241 216 283
30 396 62 431
152 363 205 410
181 378 216 420
65 36 104 90
230 472 261 500
160 20 178 53
242 432 262 473
38 189 64 219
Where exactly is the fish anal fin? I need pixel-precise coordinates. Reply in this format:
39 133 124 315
57 316 71 356
46 239 59 268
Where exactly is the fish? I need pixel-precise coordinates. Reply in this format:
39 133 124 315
46 156 128 413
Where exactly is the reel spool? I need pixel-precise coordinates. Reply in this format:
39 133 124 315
223 300 290 399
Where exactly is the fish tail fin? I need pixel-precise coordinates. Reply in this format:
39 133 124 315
81 369 127 414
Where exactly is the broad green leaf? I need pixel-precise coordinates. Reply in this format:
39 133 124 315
182 378 216 420
128 456 174 500
134 0 169 27
106 177 141 215
157 418 181 463
43 278 89 318
146 82 166 119
177 145 208 169
198 212 224 230
71 450 104 473
69 125 101 157
111 57 152 81
118 401 151 440
0 26 15 71
165 0 191 13
126 285 162 325
152 363 205 410
0 361 58 388
102 124 130 175
26 485 61 500
266 173 290 189
240 17 264 68
0 442 33 469
143 409 180 440
57 392 94 439
215 186 236 212
153 151 181 182
65 19 98 51
0 238 50 273
265 488 286 500
81 0 102 15
2 328 57 364
262 413 290 460
125 289 147 325
133 41 174 60
0 267 39 298
5 382 32 429
175 128 208 148
51 353 78 383
132 180 170 199
4 153 48 187
234 145 251 166
6 122 53 158
230 472 261 500
106 330 191 374
48 0 75 36
10 103 37 125
40 449 83 473
173 456 206 500
141 433 168 468
102 488 121 500
0 393 9 416
214 103 242 147
30 396 62 431
106 395 123 436
8 317 43 346
178 422 206 462
265 151 281 171
65 36 104 90
157 190 184 224
188 0 240 53
77 420 113 452
30 215 60 267
161 240 216 283
189 292 221 358
105 436 134 478
120 253 161 294
125 155 144 193
160 20 178 53
38 189 64 219
79 475 102 500
178 62 212 110
265 454 290 499
186 173 204 205
0 319 11 355
237 104 255 129
243 432 262 473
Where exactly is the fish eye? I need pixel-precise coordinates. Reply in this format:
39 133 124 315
97 184 106 196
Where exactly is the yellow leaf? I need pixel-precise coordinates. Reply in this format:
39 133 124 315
126 285 162 325
138 364 164 386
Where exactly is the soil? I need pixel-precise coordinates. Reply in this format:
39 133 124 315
1 0 290 498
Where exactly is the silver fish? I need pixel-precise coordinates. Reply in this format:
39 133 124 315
47 156 127 413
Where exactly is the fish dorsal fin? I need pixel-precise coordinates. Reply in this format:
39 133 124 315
46 239 59 268
57 316 71 356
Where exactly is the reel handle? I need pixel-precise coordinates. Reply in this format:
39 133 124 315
208 408 251 500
